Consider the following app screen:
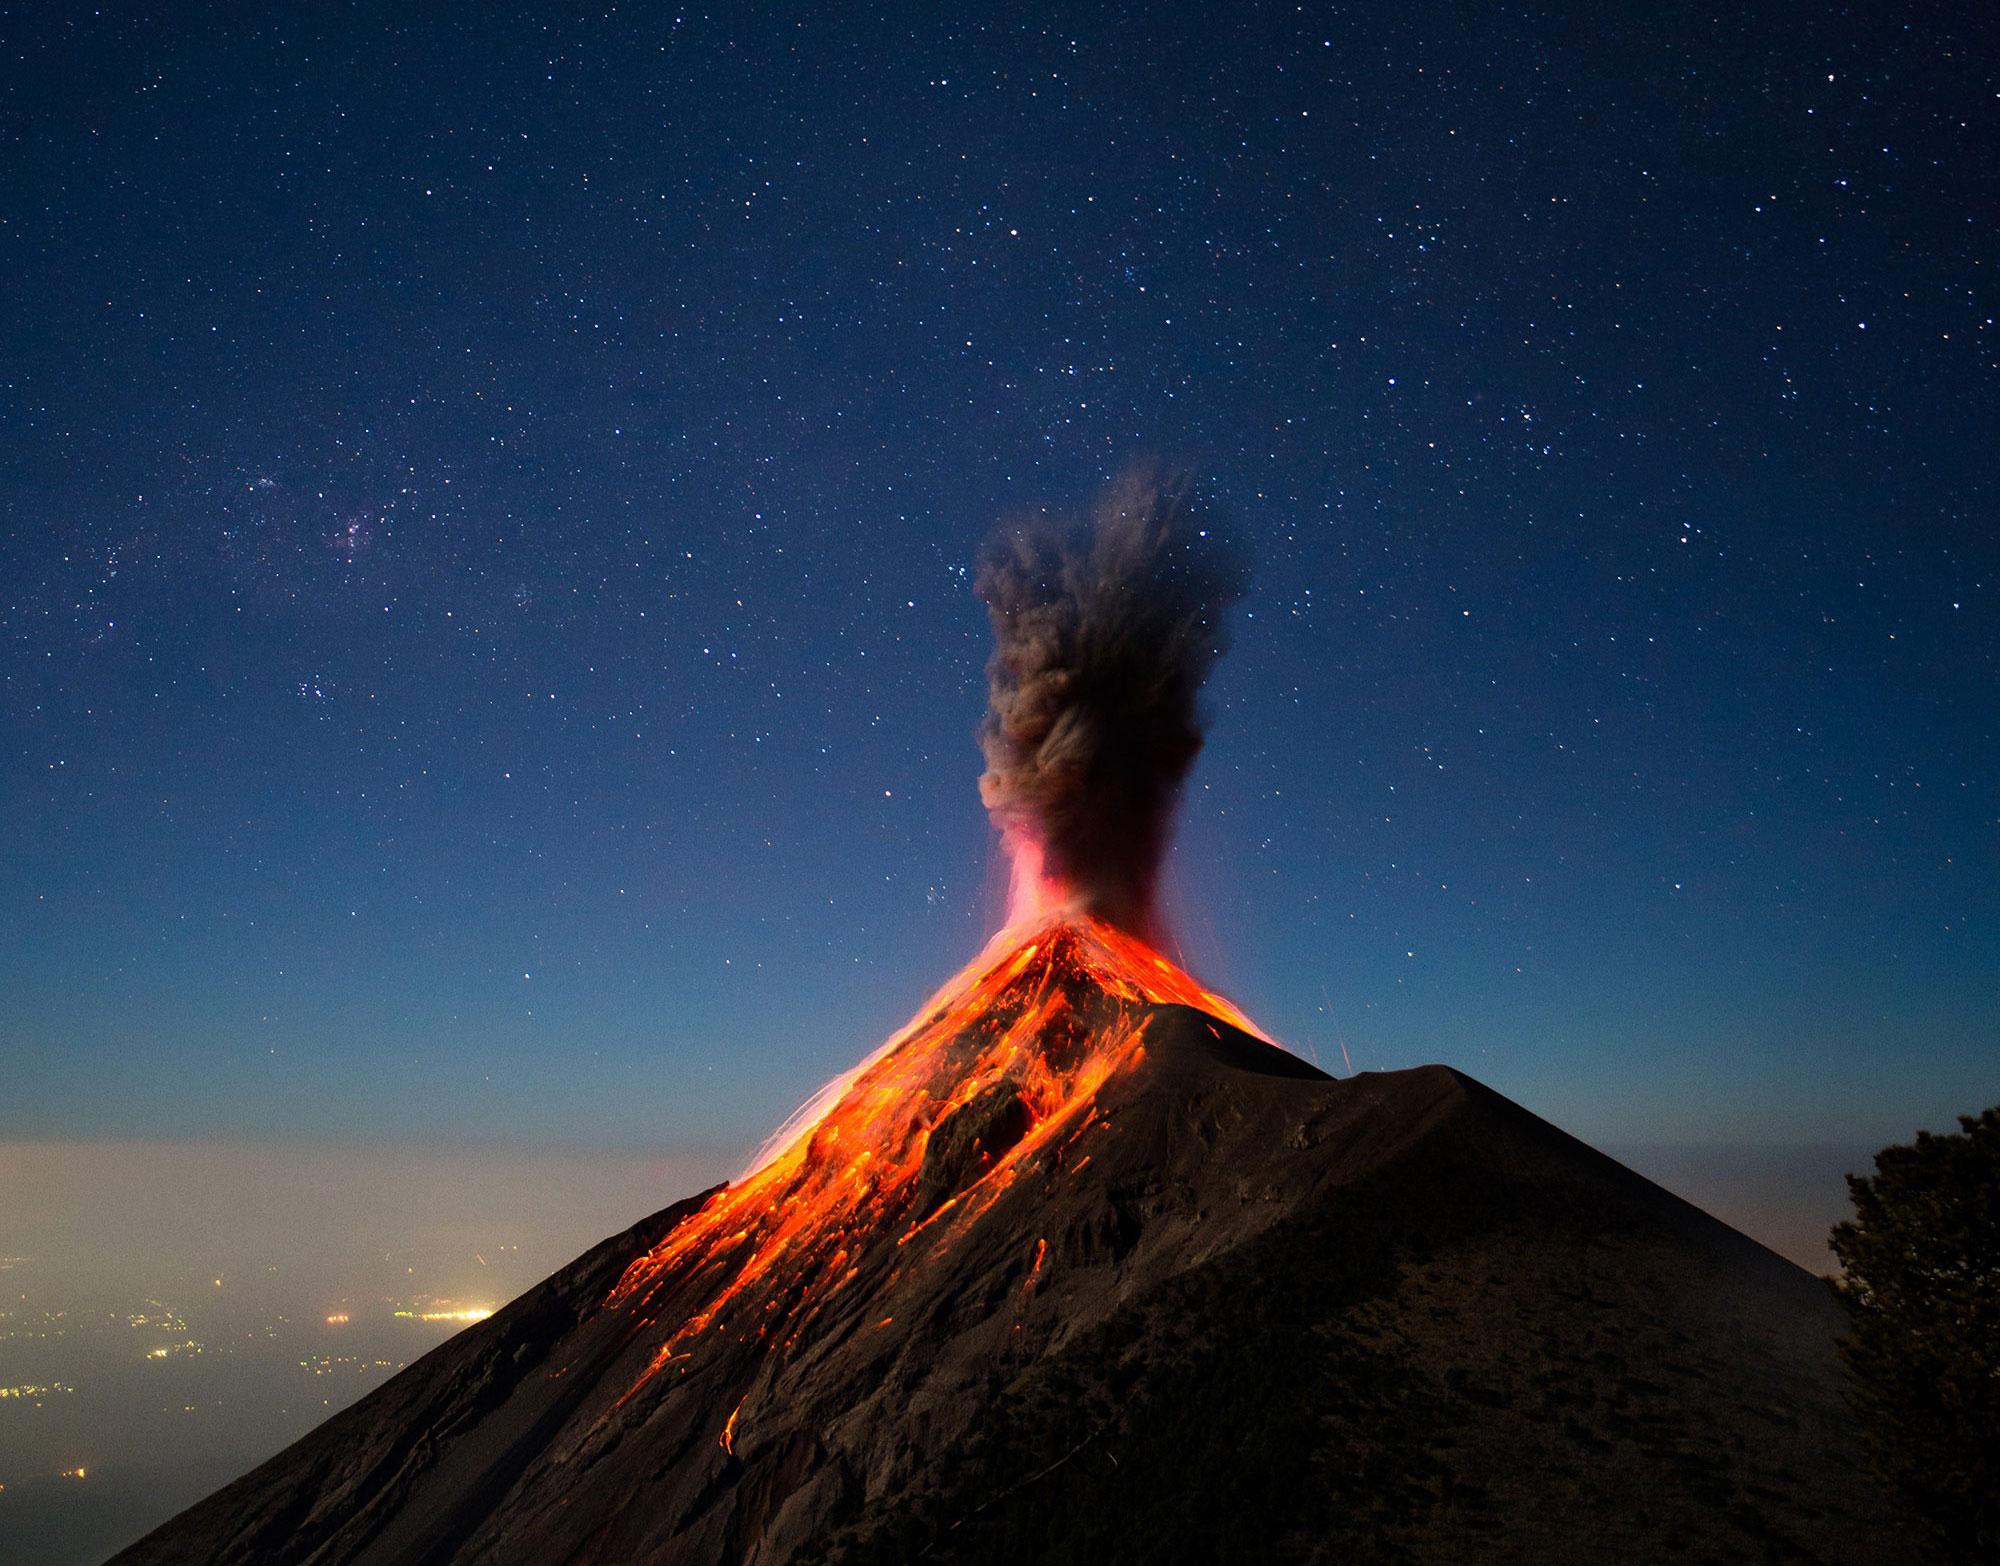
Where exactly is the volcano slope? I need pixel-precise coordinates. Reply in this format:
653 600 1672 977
113 923 1908 1565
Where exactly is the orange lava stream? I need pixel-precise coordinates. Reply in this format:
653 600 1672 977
605 916 1268 1399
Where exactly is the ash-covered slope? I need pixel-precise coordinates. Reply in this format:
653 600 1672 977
113 928 1908 1565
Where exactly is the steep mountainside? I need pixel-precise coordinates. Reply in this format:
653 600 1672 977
113 928 1909 1564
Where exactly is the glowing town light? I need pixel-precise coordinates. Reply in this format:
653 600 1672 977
393 1307 495 1323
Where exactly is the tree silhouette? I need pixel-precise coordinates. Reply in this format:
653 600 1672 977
1830 1106 2000 1563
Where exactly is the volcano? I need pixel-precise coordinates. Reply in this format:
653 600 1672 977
112 918 1908 1565
113 475 1909 1561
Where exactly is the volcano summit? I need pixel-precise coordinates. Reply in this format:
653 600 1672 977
115 476 1909 1562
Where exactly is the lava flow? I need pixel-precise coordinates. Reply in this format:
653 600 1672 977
605 916 1266 1398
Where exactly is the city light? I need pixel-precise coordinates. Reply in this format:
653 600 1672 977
0 1382 70 1399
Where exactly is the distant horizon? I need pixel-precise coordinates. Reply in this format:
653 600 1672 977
0 1116 1885 1280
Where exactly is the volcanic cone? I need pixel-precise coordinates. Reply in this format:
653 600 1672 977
112 919 1911 1565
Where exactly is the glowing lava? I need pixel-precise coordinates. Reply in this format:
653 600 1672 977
606 916 1267 1398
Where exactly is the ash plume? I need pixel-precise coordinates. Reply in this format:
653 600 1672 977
976 465 1249 941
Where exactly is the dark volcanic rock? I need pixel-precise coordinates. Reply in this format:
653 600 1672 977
111 1009 1910 1565
912 1082 1036 1220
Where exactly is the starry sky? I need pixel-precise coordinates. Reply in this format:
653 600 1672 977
3 1 1993 1160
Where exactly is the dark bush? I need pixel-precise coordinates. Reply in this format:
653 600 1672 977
1830 1106 2000 1563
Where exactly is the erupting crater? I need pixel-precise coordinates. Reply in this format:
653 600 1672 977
606 917 1270 1405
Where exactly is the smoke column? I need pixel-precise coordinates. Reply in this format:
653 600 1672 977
976 465 1249 943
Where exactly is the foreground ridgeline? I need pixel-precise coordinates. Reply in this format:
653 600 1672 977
114 922 1913 1564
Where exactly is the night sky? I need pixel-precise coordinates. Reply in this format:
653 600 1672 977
4 2 1993 1160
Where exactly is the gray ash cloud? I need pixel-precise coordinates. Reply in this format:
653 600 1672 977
975 465 1249 941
